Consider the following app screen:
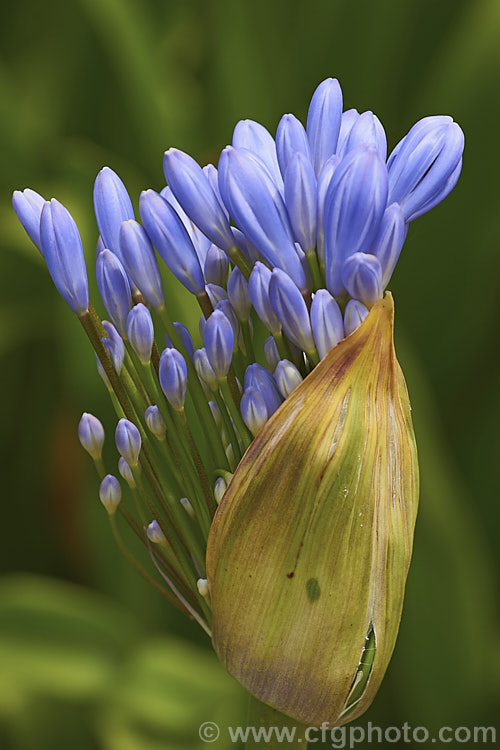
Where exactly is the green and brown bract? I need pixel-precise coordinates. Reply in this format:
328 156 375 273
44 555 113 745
207 294 419 727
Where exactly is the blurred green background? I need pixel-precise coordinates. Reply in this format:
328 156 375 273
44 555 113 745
0 0 499 747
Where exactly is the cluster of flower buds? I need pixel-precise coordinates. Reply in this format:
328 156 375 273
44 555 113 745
13 78 463 727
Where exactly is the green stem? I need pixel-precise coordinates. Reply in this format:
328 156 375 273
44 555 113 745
245 695 309 749
219 378 253 452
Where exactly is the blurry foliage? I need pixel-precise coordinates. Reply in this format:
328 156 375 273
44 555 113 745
0 0 498 747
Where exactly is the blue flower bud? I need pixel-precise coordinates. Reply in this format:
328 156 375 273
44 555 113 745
344 298 369 336
316 155 341 268
343 111 387 160
284 152 318 252
193 348 218 390
241 387 269 437
118 456 135 488
119 220 164 308
165 322 195 361
93 167 135 260
274 359 303 398
145 405 167 440
96 249 132 336
244 363 283 416
215 301 240 351
310 289 345 359
96 235 106 257
214 476 228 505
336 109 360 157
147 520 167 546
369 203 407 288
180 496 195 517
203 310 234 379
342 252 383 307
306 78 343 176
126 303 154 364
275 113 312 179
12 188 45 250
324 146 388 298
99 474 122 514
78 413 105 460
159 348 188 410
203 164 229 217
206 283 228 307
163 148 235 251
115 418 141 467
227 267 251 321
231 227 261 265
269 269 315 354
248 262 281 336
102 320 125 373
233 119 283 189
218 146 307 290
39 199 89 315
139 189 205 295
387 115 464 222
264 336 280 372
204 244 230 286
160 185 212 264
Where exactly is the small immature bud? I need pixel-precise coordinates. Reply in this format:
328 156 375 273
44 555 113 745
147 520 167 546
344 299 369 337
115 419 141 467
96 250 132 337
197 578 210 598
274 360 303 399
99 474 121 514
78 413 105 460
227 267 251 321
145 405 167 440
264 336 280 372
204 244 230 286
180 497 195 518
126 303 154 364
159 348 188 410
214 477 228 505
203 310 234 379
241 388 269 437
118 456 135 488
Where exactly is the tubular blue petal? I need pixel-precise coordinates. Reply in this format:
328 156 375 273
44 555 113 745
268 269 315 353
342 253 383 307
40 199 89 314
93 167 135 261
160 185 212 265
336 109 360 157
126 303 154 364
244 364 283 416
310 289 344 359
204 244 230 286
345 111 387 161
324 146 388 298
163 148 235 251
316 155 341 268
284 152 318 252
248 262 281 336
203 164 229 218
233 119 283 189
96 249 132 336
12 188 45 251
275 114 313 179
115 419 141 466
119 220 164 308
306 78 343 176
344 298 369 336
140 189 205 295
159 348 188 410
403 158 463 222
218 146 307 290
203 310 234 378
273 359 303 399
369 204 407 288
387 116 464 222
240 387 269 437
227 267 251 321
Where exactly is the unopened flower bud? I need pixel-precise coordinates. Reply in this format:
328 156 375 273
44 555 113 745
214 477 228 505
145 405 167 440
115 419 141 467
78 413 105 460
118 456 135 488
274 360 303 399
126 303 154 364
241 388 269 437
159 348 187 410
207 295 418 728
99 474 122 515
147 520 167 546
203 310 234 379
